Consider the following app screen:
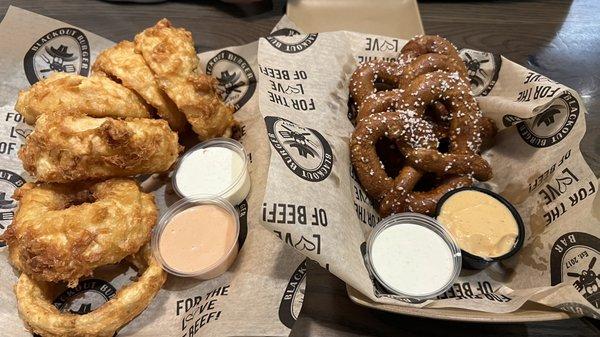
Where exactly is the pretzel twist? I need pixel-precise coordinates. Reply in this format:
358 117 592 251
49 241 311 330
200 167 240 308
349 35 495 216
350 36 471 122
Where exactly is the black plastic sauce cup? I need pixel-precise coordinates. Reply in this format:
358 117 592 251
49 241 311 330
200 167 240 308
435 186 525 270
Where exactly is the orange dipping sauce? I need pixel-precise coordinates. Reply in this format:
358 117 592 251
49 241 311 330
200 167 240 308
157 203 239 279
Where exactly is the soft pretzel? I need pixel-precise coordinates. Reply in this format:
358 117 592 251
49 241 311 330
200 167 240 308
399 35 468 79
400 71 492 179
350 35 473 122
350 68 493 215
350 110 475 216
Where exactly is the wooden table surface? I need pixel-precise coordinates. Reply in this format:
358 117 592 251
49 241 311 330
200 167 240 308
2 0 599 336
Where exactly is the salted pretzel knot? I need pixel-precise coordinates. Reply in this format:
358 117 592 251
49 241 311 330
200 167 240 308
350 35 471 122
400 71 492 181
350 71 492 216
350 111 472 216
399 35 468 79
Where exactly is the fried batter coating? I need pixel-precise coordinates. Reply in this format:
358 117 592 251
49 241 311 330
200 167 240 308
134 18 235 140
19 112 182 182
1 179 157 287
93 41 188 132
15 73 151 125
14 246 166 337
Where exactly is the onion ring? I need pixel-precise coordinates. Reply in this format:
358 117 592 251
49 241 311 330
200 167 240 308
134 19 236 140
19 112 182 182
14 246 166 337
1 179 157 287
93 41 188 132
15 73 151 125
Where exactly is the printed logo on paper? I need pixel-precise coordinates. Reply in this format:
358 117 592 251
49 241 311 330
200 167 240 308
274 231 322 255
265 116 333 182
551 232 600 309
278 259 307 328
270 28 302 37
205 50 256 110
459 48 501 96
502 92 579 148
52 279 117 314
236 199 248 249
0 170 26 248
24 27 90 85
266 28 318 54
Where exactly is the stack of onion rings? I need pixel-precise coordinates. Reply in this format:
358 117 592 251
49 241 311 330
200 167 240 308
0 179 166 336
0 18 239 337
15 73 151 125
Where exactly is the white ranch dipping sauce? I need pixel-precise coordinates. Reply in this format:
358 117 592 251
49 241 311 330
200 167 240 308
173 139 251 206
367 214 461 298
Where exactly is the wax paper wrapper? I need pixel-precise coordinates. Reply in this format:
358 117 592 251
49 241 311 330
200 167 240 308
256 29 600 318
0 6 307 336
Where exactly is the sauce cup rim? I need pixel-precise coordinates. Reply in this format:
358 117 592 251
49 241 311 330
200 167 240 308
172 138 249 201
365 212 462 300
151 195 241 277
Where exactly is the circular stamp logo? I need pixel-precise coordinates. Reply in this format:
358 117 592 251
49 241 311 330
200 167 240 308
265 116 333 182
266 29 318 53
205 50 256 110
24 27 90 85
502 92 579 148
459 48 501 96
0 170 26 248
551 232 600 309
52 279 117 314
270 28 301 37
278 259 307 328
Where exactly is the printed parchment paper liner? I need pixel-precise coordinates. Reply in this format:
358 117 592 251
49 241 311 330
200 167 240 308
0 6 307 336
257 30 600 318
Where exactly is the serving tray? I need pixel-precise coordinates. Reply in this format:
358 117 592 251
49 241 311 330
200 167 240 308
346 286 580 322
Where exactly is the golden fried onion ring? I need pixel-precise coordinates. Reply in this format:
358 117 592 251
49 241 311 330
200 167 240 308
19 112 182 182
15 73 151 125
1 179 157 287
15 246 166 337
93 41 188 132
134 19 235 140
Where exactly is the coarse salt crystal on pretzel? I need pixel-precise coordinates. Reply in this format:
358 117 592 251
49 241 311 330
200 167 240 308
349 42 495 216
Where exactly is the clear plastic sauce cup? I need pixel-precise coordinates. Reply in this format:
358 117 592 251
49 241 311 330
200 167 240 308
172 138 251 206
365 213 462 299
151 196 240 279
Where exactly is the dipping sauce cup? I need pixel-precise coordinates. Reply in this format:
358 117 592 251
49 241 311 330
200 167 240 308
172 138 251 206
151 196 240 279
365 213 462 300
436 187 525 270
